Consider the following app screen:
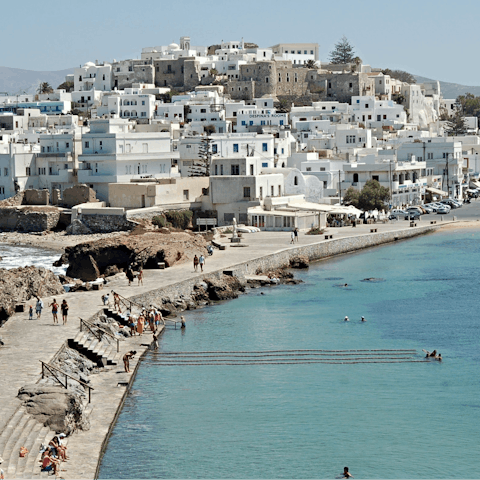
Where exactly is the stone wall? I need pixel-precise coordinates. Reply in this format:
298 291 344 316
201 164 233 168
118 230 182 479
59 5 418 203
154 58 202 90
0 206 60 232
79 214 136 233
126 225 437 308
24 189 49 206
63 185 97 208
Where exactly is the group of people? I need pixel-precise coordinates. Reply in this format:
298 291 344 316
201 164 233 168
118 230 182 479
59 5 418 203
344 316 366 322
193 254 206 272
425 349 442 361
28 297 69 324
290 228 299 244
126 266 143 286
39 434 68 475
127 307 163 337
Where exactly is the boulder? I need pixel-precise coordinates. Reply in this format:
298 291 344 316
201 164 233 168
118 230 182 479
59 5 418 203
104 265 121 277
18 384 90 434
0 266 65 320
66 219 92 235
67 254 100 282
290 255 310 269
204 275 244 301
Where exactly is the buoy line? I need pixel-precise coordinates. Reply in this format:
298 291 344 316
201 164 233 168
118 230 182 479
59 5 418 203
154 355 416 363
158 352 417 358
152 359 426 366
159 349 418 355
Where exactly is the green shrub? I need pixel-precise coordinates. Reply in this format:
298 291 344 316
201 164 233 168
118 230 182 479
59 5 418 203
306 227 325 235
164 210 193 230
152 215 166 228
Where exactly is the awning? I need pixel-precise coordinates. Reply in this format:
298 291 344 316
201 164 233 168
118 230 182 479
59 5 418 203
426 187 448 196
470 180 480 189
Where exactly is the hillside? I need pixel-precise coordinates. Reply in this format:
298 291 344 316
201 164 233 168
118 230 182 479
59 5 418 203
0 66 73 95
415 75 480 99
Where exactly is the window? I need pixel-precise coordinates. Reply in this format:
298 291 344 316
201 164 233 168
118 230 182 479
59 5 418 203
243 186 251 198
262 162 268 167
365 103 369 108
200 108 206 113
349 83 353 88
353 173 359 183
241 121 246 126
372 175 379 181
294 176 298 186
212 144 218 154
183 190 189 201
259 186 263 200
215 164 218 175
66 142 70 148
306 167 311 172
346 135 356 144
250 165 254 175
271 185 274 196
220 164 223 175
84 141 89 148
231 165 239 175
427 152 433 160
262 143 268 152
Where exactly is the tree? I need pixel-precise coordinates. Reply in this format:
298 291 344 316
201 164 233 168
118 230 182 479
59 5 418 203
189 137 212 177
456 93 480 119
344 180 390 211
381 69 416 84
37 82 53 94
57 81 74 92
304 59 317 69
343 187 360 206
444 110 467 136
329 36 355 64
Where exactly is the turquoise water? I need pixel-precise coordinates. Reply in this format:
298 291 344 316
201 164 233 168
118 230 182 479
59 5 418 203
98 229 480 479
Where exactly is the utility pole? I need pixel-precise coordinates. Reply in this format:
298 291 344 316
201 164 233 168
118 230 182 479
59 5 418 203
389 160 393 205
339 169 342 205
446 153 450 198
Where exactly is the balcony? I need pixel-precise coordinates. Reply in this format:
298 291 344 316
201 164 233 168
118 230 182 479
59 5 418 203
163 70 175 75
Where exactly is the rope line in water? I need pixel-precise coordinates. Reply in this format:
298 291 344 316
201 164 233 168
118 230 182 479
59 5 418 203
159 349 418 355
154 356 416 363
152 359 426 366
158 352 417 358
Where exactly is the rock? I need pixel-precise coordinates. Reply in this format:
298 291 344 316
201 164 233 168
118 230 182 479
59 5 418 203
61 231 208 281
290 255 310 269
104 265 121 277
204 274 244 301
66 219 92 235
17 384 90 434
0 266 65 320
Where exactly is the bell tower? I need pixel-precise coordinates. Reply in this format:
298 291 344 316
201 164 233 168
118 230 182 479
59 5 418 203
180 36 191 51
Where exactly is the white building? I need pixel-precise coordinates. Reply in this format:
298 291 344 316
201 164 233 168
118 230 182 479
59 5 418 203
77 118 178 201
74 62 113 92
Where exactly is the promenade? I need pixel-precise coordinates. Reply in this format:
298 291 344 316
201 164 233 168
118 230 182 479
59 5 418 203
0 218 465 478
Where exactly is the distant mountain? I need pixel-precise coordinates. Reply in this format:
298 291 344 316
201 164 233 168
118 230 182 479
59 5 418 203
415 75 480 99
0 66 74 95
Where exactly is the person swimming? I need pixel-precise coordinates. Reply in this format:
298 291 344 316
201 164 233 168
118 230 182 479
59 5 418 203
344 316 349 321
361 316 366 322
342 466 353 478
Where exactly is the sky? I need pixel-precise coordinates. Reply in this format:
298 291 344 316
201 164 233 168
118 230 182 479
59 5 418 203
2 0 479 86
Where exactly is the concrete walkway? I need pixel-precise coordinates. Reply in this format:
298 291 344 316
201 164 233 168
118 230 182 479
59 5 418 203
0 218 458 478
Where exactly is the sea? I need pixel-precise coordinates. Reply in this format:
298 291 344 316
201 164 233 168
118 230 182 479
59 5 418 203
6 230 479 479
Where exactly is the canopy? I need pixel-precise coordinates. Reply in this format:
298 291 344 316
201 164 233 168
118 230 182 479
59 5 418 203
426 187 448 196
470 180 480 189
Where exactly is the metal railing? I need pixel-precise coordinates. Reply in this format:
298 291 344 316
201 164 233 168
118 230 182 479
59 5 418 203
40 361 94 403
80 318 120 352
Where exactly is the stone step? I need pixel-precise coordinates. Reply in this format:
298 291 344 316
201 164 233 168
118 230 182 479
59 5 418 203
1 411 31 474
0 404 18 439
0 408 26 455
84 337 99 352
21 426 55 479
5 417 38 476
14 420 43 478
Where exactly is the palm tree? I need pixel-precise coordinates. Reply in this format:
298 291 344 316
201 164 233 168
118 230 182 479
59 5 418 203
37 82 53 94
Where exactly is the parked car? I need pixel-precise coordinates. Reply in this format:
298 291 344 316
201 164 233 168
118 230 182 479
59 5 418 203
405 212 421 220
436 206 450 214
389 209 407 219
406 206 424 215
421 205 434 214
440 199 458 208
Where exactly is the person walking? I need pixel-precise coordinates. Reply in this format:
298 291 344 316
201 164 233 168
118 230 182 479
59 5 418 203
290 230 295 244
28 305 34 320
199 254 205 272
61 300 69 324
35 297 44 319
137 268 144 286
152 333 159 350
50 299 59 324
294 227 299 242
126 266 135 286
193 255 199 272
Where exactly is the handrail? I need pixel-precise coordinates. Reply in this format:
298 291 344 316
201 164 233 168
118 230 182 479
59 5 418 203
40 361 94 403
80 318 120 353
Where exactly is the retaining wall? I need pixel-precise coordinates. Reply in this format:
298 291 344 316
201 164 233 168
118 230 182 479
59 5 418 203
0 207 60 232
127 225 437 307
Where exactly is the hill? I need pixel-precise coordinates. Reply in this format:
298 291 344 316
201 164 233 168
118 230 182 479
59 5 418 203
415 75 480 99
0 66 74 95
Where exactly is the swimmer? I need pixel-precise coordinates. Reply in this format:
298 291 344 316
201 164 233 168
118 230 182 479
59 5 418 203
342 466 353 478
344 316 349 322
344 283 348 287
361 316 366 322
436 353 442 361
